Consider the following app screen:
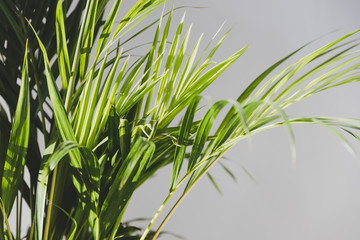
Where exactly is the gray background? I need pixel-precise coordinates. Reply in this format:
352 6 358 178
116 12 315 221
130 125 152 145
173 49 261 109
123 0 360 240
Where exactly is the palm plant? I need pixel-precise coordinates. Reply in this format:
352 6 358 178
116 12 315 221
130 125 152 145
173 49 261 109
1 0 360 239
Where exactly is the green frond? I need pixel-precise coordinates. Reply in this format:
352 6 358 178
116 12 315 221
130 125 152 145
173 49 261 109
1 1 360 239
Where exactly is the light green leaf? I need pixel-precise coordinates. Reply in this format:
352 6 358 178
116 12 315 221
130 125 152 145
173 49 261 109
187 100 228 172
56 0 71 93
95 0 123 58
35 141 99 240
170 96 201 191
100 137 155 238
79 0 99 80
1 41 30 215
29 21 100 239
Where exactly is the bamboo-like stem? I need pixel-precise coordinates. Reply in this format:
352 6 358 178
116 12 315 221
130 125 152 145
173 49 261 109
17 180 23 240
149 119 303 239
43 165 58 240
140 150 228 240
29 215 35 240
16 193 19 240
29 182 35 240
139 191 175 240
150 190 184 240
151 151 227 240
0 199 13 240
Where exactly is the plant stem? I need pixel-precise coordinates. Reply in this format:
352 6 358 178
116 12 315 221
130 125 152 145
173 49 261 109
16 193 19 240
43 165 58 240
152 151 227 240
141 124 283 240
140 150 227 240
139 192 175 240
150 190 185 240
29 215 35 240
0 199 13 240
29 179 34 236
17 180 23 240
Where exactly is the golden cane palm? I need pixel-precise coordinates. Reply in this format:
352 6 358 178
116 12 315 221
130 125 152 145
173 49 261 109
0 0 360 240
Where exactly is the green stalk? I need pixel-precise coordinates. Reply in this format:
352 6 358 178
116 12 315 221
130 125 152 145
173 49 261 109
0 199 13 240
16 180 24 240
29 182 34 239
19 186 23 240
151 151 227 240
16 193 19 240
43 165 58 240
140 151 227 240
139 191 174 240
29 215 35 240
151 191 184 240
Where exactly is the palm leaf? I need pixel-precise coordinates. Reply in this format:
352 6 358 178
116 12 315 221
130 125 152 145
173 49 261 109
1 41 30 215
29 20 101 239
100 137 155 238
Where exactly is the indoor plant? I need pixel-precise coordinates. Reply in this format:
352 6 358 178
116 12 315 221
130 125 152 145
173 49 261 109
1 0 360 239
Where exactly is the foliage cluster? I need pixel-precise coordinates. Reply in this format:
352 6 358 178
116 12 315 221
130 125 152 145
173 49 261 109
1 0 360 239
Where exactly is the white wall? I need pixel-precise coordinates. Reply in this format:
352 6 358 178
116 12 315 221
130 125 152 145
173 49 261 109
124 1 360 240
